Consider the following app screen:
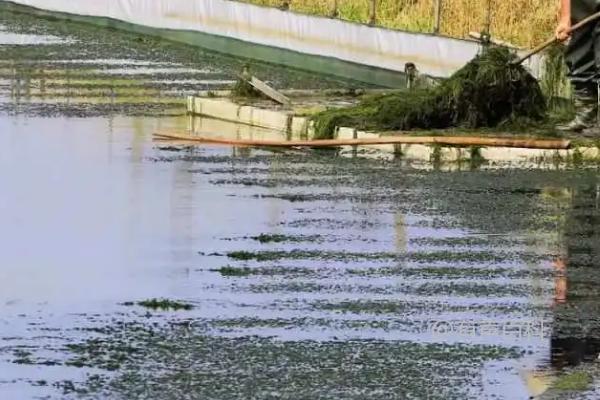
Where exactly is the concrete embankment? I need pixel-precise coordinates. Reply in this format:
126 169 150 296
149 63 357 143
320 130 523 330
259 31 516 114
182 97 600 167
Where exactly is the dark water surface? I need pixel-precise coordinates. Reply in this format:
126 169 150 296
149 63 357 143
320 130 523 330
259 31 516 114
1 8 600 400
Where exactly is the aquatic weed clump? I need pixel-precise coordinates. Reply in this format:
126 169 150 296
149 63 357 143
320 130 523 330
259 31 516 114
134 299 194 311
313 47 547 138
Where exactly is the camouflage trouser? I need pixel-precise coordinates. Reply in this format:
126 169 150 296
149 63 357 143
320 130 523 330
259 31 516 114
566 0 600 90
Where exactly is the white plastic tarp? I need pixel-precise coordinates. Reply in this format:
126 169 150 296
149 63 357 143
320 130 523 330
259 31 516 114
4 0 543 78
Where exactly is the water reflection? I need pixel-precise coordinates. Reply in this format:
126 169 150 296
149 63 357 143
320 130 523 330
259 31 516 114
549 184 600 371
0 7 357 120
0 31 69 45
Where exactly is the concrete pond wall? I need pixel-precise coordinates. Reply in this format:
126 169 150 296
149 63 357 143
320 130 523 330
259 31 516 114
0 0 546 87
3 0 580 167
186 96 600 167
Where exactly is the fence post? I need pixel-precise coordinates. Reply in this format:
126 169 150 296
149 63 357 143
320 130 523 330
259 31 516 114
484 0 492 35
330 0 339 18
433 0 442 34
368 0 377 25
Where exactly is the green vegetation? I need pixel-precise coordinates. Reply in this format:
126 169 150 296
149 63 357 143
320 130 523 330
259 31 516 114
226 248 541 263
316 300 417 315
250 233 322 243
55 321 522 399
346 266 545 279
226 249 390 261
552 371 593 391
312 47 546 139
541 43 572 106
243 0 555 49
213 265 315 277
134 299 194 311
214 266 254 276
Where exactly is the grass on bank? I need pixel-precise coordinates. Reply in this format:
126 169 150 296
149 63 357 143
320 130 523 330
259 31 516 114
242 0 555 48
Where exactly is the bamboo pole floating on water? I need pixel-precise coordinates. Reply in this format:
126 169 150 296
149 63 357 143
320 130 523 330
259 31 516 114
153 132 571 150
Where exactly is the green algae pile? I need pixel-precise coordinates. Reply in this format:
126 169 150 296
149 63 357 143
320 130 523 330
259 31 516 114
313 47 547 139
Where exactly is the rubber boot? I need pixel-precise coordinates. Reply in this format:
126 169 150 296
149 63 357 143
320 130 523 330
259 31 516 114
556 88 598 133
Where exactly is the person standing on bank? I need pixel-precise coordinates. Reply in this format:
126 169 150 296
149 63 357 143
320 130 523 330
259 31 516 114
557 0 600 132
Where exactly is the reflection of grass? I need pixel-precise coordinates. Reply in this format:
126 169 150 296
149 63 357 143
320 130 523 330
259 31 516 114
552 371 592 391
22 95 185 105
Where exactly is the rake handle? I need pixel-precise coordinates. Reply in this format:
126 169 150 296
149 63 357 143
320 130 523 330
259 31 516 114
516 10 600 65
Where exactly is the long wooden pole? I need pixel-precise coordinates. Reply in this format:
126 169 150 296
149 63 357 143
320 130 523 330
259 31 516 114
516 10 600 64
153 132 571 150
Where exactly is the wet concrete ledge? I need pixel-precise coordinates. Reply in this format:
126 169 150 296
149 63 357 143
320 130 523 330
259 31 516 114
187 97 310 138
186 96 600 166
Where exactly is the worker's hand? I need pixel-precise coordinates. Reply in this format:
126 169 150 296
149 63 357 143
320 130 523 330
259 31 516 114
556 18 571 41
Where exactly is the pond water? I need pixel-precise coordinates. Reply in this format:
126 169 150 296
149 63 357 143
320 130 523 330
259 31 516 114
1 8 600 400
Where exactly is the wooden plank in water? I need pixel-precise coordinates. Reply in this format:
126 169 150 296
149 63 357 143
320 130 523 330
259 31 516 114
242 75 291 106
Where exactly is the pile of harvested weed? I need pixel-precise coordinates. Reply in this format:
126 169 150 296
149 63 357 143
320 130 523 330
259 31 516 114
313 47 547 139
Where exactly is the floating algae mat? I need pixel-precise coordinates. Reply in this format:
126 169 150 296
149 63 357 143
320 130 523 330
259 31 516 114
313 47 547 139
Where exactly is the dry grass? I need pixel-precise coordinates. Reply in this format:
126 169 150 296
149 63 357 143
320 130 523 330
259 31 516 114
243 0 556 48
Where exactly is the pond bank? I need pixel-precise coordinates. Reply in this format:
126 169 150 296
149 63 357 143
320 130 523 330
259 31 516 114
0 0 546 87
181 96 600 167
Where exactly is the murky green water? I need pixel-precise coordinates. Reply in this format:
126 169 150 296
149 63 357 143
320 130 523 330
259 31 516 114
1 9 600 400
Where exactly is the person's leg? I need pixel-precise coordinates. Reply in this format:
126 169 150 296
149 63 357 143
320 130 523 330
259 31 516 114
591 4 600 128
558 0 600 132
